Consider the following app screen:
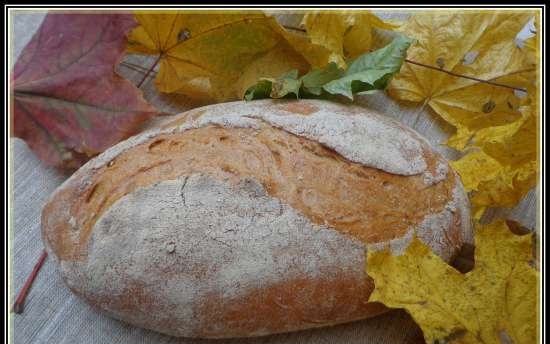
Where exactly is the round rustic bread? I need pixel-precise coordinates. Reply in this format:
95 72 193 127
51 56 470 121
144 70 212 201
42 99 472 338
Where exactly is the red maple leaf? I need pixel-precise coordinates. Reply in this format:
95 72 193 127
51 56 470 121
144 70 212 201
12 13 158 169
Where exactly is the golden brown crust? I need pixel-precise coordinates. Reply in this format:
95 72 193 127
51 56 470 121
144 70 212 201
68 266 385 338
43 125 459 262
192 274 386 338
41 100 470 338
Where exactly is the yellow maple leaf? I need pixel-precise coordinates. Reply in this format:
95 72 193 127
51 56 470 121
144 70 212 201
302 11 397 67
387 11 536 150
366 220 539 344
523 14 539 66
451 94 538 219
387 11 539 219
448 14 540 219
451 152 537 221
127 11 331 101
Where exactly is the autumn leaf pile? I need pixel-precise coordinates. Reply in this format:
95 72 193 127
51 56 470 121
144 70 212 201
11 10 540 344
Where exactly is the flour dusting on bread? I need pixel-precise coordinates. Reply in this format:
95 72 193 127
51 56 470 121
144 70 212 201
59 175 366 336
176 100 428 176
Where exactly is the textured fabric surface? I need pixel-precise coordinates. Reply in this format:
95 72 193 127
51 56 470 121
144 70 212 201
10 11 537 344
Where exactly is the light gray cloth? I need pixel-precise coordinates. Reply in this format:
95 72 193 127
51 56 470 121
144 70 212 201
10 11 537 344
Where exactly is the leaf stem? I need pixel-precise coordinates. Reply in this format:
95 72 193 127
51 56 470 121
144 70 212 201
404 59 527 92
12 250 48 314
137 54 162 88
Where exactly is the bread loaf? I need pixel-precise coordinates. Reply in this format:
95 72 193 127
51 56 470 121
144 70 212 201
42 99 472 338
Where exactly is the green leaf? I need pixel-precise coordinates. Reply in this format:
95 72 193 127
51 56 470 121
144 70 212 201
244 35 414 101
323 35 414 99
245 70 302 101
301 62 344 95
244 79 272 101
269 70 301 98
